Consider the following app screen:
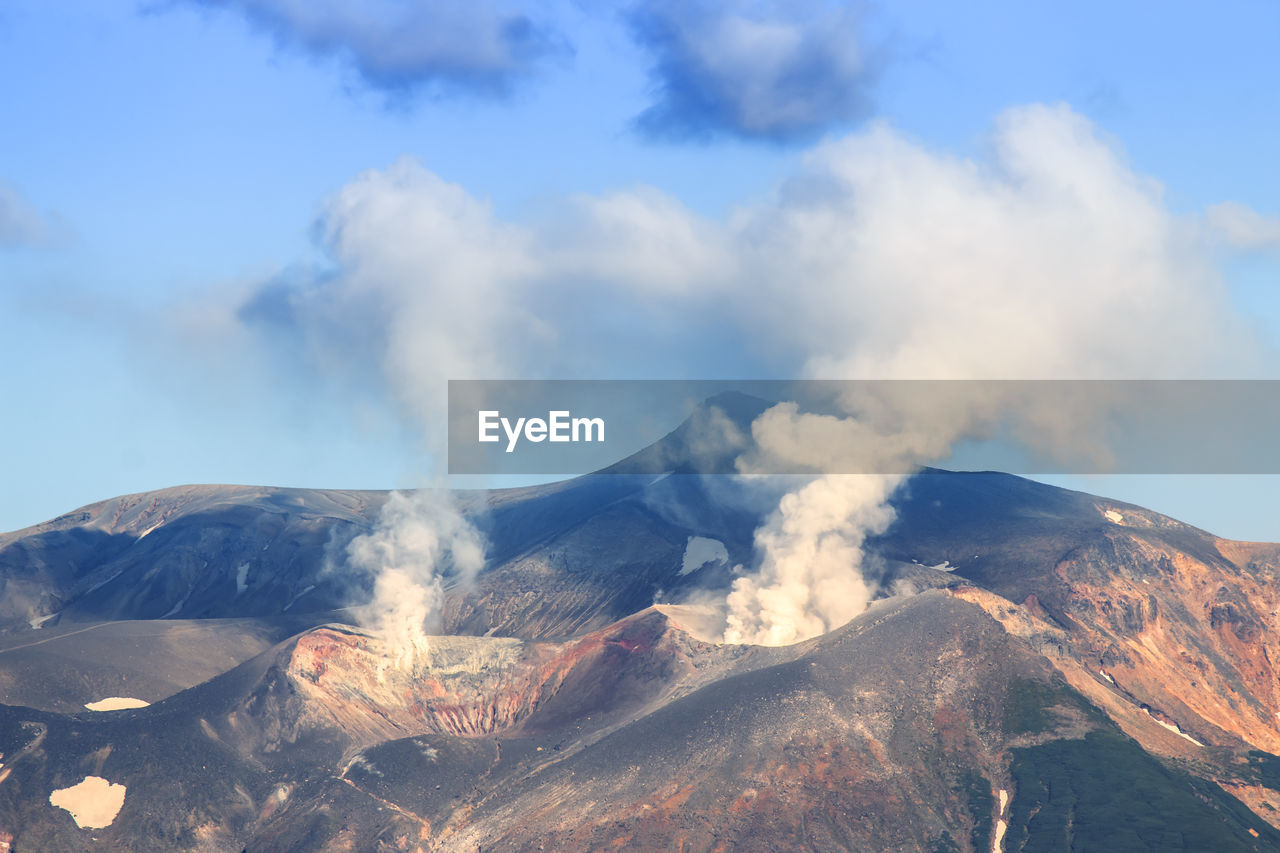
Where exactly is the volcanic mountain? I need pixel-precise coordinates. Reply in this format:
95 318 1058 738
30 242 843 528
3 399 1280 850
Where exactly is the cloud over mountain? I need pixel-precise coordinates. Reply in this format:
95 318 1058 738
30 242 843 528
182 0 565 96
736 103 1256 379
230 104 1260 436
223 104 1270 648
235 159 538 439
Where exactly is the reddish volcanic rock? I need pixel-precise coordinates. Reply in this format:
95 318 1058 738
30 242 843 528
277 608 731 749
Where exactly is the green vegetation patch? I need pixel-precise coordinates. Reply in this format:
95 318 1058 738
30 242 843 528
1007 731 1279 852
931 830 961 853
960 770 994 852
1247 750 1280 792
1002 677 1098 737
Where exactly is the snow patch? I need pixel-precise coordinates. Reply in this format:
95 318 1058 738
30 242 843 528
345 754 383 777
1104 509 1124 524
235 563 250 595
680 536 728 576
161 588 191 619
1142 708 1204 746
28 613 56 630
993 788 1009 852
48 776 127 828
282 585 316 612
929 560 955 572
1100 669 1114 684
84 697 150 712
83 569 124 596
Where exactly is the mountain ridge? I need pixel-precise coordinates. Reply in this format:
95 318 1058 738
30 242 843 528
4 406 1280 849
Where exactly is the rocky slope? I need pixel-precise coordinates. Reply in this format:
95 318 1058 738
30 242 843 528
3 447 1280 848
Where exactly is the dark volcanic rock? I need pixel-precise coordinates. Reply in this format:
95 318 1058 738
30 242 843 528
5 448 1280 849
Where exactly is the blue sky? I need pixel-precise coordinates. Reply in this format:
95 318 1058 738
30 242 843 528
2 0 1279 536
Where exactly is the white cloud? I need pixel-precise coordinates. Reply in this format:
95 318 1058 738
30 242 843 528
718 104 1265 645
541 187 732 295
1204 201 1280 251
253 158 539 441
231 104 1265 445
733 103 1256 380
221 104 1272 647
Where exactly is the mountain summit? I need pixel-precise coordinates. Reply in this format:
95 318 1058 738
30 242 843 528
2 425 1280 850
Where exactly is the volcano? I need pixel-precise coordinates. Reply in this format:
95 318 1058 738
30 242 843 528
3 400 1280 851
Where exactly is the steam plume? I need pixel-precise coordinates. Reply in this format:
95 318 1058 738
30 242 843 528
718 105 1259 646
212 104 1265 650
724 473 898 645
345 489 485 669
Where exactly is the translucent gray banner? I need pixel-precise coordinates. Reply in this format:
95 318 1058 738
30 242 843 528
447 380 1280 475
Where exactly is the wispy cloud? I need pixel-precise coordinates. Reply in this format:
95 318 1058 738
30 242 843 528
1204 201 1280 252
181 0 567 97
234 158 538 440
627 0 880 143
0 182 60 248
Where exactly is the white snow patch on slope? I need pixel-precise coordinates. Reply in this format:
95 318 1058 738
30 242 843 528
680 536 728 576
1100 669 1114 684
993 788 1009 852
1143 708 1204 746
49 775 127 828
28 613 56 629
235 563 250 595
1104 510 1124 524
161 588 191 619
84 697 150 712
282 585 316 612
83 569 124 596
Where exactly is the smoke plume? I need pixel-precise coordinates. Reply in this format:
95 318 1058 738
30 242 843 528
279 163 513 665
213 104 1267 649
717 104 1260 646
723 473 899 645
345 489 485 670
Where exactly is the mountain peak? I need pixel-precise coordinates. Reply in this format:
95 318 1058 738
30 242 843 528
602 390 776 475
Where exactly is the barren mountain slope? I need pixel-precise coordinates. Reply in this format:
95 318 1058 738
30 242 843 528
5 453 1280 849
